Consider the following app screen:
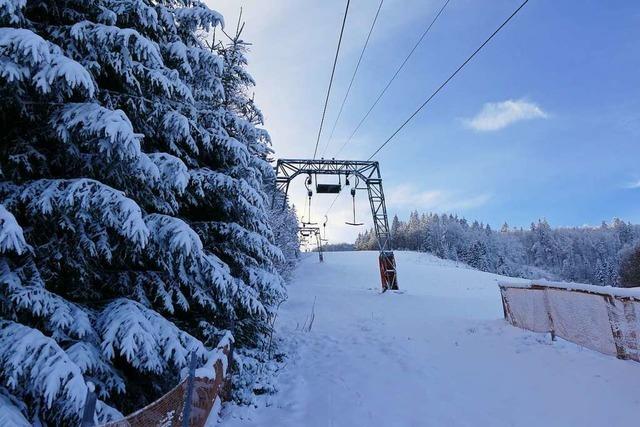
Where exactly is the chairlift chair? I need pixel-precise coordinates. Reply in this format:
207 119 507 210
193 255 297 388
315 173 341 194
303 175 317 225
316 183 341 194
345 179 364 226
321 215 329 242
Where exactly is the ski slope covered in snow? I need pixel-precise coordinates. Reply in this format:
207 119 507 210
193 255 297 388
222 251 640 427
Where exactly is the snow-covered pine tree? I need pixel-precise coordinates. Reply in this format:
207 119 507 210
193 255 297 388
269 199 301 281
0 1 293 423
193 15 301 403
390 214 400 249
183 15 290 348
619 244 640 287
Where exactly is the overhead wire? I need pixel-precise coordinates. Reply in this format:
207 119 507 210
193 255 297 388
324 192 342 218
323 0 530 221
318 191 342 242
335 0 452 157
312 0 351 159
366 0 530 160
322 0 451 222
321 0 385 159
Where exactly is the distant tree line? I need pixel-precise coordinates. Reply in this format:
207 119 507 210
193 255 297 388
355 212 640 288
320 242 355 252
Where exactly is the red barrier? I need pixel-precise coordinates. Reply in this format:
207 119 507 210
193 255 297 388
379 252 399 291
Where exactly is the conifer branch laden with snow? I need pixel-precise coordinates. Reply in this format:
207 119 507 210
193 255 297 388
0 0 299 423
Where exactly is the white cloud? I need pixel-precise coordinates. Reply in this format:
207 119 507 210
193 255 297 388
624 180 640 189
466 99 547 132
388 184 491 211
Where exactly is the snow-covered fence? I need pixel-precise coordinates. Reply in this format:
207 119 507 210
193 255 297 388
499 281 640 361
99 334 233 427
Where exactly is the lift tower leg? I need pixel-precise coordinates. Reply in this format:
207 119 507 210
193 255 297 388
316 232 324 263
276 159 398 291
299 226 323 262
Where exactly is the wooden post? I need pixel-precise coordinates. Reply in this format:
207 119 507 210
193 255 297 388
622 299 639 361
604 295 628 360
543 289 556 341
499 287 509 320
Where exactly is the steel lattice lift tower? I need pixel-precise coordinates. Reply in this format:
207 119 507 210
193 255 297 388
275 158 398 291
298 226 324 262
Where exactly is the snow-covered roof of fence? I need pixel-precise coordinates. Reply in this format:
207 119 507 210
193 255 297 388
498 279 640 299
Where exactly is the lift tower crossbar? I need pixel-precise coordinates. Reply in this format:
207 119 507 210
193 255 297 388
276 158 398 291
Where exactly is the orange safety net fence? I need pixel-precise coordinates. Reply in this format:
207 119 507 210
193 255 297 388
101 333 233 427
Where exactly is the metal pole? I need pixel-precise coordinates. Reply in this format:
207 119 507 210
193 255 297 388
317 232 324 262
181 351 198 427
80 382 97 427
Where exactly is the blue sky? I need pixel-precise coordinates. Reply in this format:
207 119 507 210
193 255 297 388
210 0 640 243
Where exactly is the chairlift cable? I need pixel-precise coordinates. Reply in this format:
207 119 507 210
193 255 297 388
312 0 351 159
324 192 342 218
335 0 452 157
320 0 385 159
366 0 530 160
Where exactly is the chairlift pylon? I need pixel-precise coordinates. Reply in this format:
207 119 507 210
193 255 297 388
275 158 398 291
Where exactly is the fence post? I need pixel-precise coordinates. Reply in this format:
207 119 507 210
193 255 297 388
181 351 198 427
81 382 97 427
499 287 508 320
542 288 556 341
604 295 628 360
622 300 639 361
221 342 234 401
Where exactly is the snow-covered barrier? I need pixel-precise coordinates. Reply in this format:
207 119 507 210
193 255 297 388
101 334 233 427
499 280 640 361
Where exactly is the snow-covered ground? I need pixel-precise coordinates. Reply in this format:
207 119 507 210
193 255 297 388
221 251 640 427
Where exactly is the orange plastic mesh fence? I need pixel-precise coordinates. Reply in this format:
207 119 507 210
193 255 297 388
499 282 640 362
101 339 233 427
